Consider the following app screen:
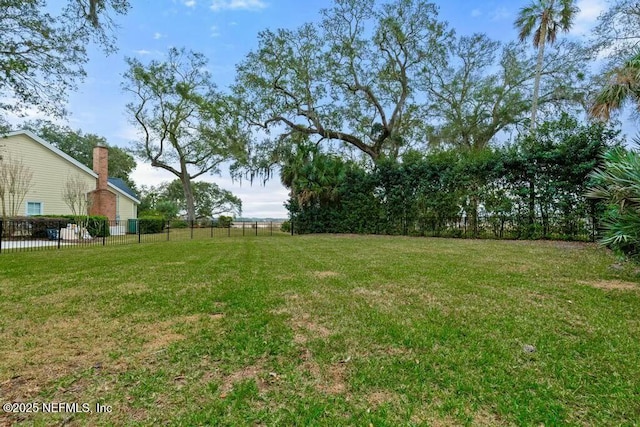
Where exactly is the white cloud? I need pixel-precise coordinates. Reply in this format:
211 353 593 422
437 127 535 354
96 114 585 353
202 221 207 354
490 7 510 21
210 0 267 12
210 25 220 37
184 0 196 7
133 49 164 57
573 0 606 36
471 9 482 18
200 171 289 217
153 32 164 40
130 162 176 188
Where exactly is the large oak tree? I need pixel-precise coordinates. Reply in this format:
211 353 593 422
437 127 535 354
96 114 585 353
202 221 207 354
234 0 452 164
124 47 246 222
421 34 591 150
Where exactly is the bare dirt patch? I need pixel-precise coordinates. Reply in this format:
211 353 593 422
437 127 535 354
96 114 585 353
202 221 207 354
366 390 397 408
579 280 639 291
353 283 440 310
219 361 269 396
472 409 514 426
312 271 340 279
142 332 185 353
291 316 331 345
298 348 348 395
32 285 100 305
293 313 331 339
278 293 332 343
319 362 347 394
352 287 382 297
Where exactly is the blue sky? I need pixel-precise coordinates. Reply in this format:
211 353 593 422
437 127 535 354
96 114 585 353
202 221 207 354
9 0 608 217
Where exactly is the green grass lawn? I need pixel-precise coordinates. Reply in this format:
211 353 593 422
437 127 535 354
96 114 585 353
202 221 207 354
1 235 639 426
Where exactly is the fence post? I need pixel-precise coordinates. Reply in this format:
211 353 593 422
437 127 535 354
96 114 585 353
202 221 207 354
291 219 294 236
103 220 107 246
255 221 258 236
228 223 231 237
58 220 62 249
242 221 245 236
270 221 273 236
167 220 170 241
0 219 3 254
211 220 214 238
463 216 467 238
138 219 141 244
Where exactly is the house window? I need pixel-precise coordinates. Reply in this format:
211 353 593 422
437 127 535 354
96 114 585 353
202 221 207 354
26 201 42 216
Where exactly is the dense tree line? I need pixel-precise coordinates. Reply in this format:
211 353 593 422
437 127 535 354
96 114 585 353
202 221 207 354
138 179 241 220
286 115 622 239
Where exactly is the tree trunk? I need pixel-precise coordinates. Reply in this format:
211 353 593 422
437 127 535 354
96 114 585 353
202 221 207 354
180 173 196 222
531 30 547 132
469 193 479 237
528 179 536 235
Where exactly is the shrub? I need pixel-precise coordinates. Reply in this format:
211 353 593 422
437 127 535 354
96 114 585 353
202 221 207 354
170 219 189 229
79 216 110 237
280 220 291 233
587 148 640 258
218 215 233 228
139 216 165 234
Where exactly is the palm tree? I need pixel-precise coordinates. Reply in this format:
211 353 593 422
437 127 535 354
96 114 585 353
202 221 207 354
514 0 578 131
590 51 640 121
279 142 316 199
587 146 640 257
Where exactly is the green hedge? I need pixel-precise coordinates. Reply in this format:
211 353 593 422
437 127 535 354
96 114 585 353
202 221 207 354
138 216 165 234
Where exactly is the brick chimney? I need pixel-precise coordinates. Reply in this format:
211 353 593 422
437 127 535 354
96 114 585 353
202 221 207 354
93 144 109 190
89 144 117 221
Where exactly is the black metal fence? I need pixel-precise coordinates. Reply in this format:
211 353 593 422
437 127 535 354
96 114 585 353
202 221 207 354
289 212 598 242
0 213 598 254
370 213 598 242
0 218 288 254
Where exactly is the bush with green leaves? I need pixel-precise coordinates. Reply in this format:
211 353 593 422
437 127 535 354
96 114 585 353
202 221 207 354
587 148 640 258
217 215 233 228
138 217 165 234
170 219 189 229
